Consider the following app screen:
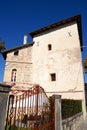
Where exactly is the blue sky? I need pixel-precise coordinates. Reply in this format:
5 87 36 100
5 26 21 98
0 0 87 82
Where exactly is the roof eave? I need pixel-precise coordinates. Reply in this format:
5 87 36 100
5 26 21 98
29 15 83 50
1 42 34 60
29 15 81 37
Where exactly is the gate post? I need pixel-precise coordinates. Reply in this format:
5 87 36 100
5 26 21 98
52 95 62 130
0 83 11 130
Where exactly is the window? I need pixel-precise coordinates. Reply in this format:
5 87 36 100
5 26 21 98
14 50 19 56
48 44 52 50
11 69 17 82
50 73 56 81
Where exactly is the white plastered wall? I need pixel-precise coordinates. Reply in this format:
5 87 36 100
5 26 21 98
32 22 86 117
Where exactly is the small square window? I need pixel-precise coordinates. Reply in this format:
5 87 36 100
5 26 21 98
14 50 19 56
48 44 52 50
50 73 56 81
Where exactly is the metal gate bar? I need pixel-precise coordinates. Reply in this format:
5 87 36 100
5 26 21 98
5 85 55 130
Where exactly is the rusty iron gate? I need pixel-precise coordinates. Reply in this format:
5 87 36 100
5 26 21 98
5 84 55 130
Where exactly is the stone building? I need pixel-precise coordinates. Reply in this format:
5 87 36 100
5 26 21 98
2 15 86 116
2 43 33 89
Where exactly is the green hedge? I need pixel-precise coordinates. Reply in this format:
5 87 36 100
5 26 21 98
5 125 31 130
61 99 82 119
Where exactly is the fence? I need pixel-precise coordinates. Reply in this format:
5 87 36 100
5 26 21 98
5 85 55 130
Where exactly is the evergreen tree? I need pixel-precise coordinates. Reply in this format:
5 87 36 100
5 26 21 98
0 36 5 52
84 57 87 73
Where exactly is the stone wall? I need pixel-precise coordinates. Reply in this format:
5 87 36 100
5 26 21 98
4 46 33 86
62 112 83 130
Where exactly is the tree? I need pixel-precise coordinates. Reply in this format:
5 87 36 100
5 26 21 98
0 36 5 52
84 57 87 73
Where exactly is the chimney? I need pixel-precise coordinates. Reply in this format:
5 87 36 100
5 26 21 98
23 35 27 44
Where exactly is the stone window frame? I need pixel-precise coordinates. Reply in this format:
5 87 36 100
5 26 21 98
48 44 52 51
50 73 56 81
14 50 19 56
11 69 17 82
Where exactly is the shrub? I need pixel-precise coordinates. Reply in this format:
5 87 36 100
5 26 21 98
61 99 82 119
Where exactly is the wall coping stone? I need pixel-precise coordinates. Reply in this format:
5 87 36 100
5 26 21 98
0 82 11 93
62 112 83 124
